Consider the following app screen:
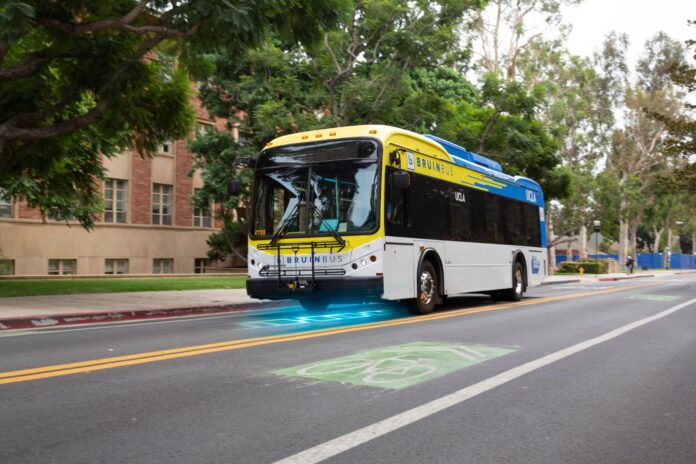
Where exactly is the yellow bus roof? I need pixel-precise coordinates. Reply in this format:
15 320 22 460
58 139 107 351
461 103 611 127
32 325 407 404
263 124 452 161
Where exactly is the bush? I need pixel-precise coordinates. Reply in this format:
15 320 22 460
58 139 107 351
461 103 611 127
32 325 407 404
558 259 610 274
558 261 580 273
577 260 609 274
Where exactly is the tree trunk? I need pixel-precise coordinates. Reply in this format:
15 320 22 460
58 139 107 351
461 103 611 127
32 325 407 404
579 225 587 260
565 240 573 261
630 223 638 266
652 227 662 253
692 230 696 256
547 210 556 274
664 224 673 269
618 219 629 270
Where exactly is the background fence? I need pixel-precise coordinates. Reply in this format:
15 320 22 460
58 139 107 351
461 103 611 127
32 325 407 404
555 252 696 269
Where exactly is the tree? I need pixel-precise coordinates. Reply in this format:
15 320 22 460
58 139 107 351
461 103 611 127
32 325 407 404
0 0 346 227
651 20 696 193
188 130 255 264
468 0 582 82
201 0 482 143
195 0 485 262
434 73 569 200
608 33 684 268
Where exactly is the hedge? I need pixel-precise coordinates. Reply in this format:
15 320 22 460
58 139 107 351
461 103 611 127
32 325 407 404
558 259 610 274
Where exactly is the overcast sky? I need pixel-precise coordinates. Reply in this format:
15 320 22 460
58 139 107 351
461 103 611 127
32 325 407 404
563 0 694 65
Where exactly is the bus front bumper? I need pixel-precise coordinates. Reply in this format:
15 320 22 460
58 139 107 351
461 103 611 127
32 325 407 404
246 276 384 301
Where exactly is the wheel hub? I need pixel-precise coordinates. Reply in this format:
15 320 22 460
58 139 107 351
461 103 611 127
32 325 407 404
515 268 523 295
419 271 434 304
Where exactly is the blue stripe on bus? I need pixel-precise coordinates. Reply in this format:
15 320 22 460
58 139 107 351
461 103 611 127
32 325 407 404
424 135 544 206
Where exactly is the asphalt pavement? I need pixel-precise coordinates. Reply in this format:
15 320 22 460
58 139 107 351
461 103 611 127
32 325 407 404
1 273 695 464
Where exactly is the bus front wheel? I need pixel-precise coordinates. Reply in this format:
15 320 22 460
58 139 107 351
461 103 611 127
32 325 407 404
504 262 525 301
410 260 438 315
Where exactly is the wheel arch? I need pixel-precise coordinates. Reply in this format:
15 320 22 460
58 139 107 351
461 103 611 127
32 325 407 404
418 248 445 297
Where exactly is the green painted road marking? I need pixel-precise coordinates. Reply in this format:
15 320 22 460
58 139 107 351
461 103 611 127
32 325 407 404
274 341 515 390
628 295 681 302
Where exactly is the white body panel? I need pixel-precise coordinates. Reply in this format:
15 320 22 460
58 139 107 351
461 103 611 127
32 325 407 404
380 236 547 300
382 241 414 299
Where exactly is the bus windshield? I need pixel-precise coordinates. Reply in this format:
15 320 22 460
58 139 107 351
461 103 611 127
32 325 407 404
251 140 380 238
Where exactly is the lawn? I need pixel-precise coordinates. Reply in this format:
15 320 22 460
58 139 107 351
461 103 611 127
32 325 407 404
0 276 248 298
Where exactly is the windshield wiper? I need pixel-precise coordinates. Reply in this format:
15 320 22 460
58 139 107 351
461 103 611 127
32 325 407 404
269 196 302 246
309 201 346 250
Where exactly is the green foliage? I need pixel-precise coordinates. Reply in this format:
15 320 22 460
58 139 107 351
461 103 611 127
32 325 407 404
557 261 580 273
577 260 609 274
0 0 347 228
651 21 696 193
434 74 569 200
188 130 255 262
558 259 609 274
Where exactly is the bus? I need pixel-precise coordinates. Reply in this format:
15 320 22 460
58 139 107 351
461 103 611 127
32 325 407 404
246 125 547 314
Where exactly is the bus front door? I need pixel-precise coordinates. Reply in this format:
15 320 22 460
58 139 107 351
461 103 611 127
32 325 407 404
382 242 415 300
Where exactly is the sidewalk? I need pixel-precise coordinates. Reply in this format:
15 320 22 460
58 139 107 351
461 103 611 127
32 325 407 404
541 269 696 285
0 289 288 330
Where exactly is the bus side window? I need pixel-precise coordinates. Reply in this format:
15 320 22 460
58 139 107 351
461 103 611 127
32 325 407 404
448 201 472 241
386 171 407 227
484 195 503 243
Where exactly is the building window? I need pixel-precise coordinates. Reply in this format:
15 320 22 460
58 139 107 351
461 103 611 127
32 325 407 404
193 188 212 228
48 259 76 275
160 140 173 154
49 209 75 222
104 179 127 223
194 258 209 274
0 190 12 218
196 122 215 137
153 258 173 274
152 184 172 225
105 259 129 275
0 259 14 275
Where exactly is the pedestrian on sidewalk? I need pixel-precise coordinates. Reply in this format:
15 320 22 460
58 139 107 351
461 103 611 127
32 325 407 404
625 255 635 274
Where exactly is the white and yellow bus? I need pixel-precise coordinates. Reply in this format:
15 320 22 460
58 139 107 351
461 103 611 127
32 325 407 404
246 125 547 313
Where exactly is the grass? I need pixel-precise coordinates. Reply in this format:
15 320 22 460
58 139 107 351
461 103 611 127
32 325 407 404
0 276 248 298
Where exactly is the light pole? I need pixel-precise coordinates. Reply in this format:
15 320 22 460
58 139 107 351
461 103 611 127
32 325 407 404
593 220 601 276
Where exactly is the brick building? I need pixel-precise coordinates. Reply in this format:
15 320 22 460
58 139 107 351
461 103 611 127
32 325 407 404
0 97 237 276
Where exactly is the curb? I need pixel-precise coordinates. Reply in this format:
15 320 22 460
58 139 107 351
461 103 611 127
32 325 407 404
675 270 696 275
598 274 655 282
0 300 293 331
541 279 582 286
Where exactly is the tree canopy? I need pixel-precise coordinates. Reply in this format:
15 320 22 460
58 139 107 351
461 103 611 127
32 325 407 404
0 0 346 227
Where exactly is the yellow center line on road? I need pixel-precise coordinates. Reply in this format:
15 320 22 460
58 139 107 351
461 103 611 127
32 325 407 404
0 282 654 385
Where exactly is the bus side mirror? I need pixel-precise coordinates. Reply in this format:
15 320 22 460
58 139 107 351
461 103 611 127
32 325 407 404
392 171 410 190
228 179 242 196
389 150 402 167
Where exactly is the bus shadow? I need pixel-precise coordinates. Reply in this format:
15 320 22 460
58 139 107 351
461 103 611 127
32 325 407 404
439 293 542 312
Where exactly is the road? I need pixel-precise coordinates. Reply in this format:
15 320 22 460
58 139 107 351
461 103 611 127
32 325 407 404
1 275 695 464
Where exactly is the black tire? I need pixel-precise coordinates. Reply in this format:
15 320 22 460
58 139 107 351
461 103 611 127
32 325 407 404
409 260 438 315
504 261 525 302
299 298 330 311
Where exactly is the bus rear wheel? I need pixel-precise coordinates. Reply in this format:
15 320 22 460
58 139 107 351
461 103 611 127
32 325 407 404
299 298 330 311
410 260 438 315
504 262 525 302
